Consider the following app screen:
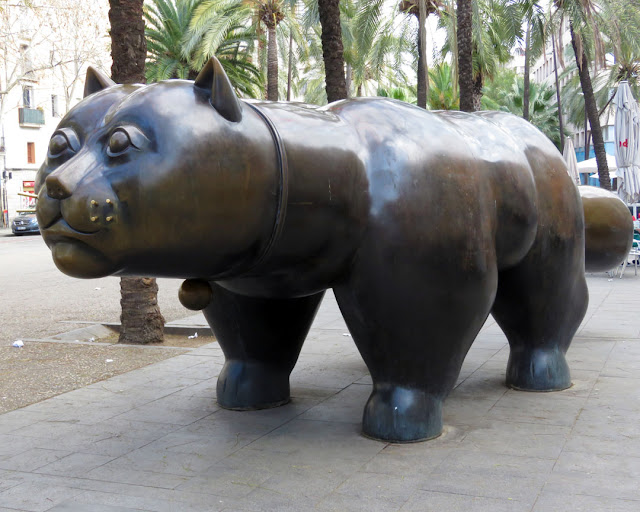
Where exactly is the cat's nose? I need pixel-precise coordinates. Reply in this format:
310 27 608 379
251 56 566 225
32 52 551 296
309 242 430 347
45 172 73 200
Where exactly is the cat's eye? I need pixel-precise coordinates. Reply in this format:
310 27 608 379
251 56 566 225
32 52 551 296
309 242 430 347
47 128 80 158
108 130 131 155
107 126 149 157
48 134 68 156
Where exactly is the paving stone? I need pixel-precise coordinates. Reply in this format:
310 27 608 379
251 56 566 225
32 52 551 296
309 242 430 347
486 391 587 427
542 470 640 501
361 444 454 476
335 471 424 505
315 492 402 512
114 402 215 426
82 464 190 489
563 432 640 457
53 489 224 512
0 448 72 472
0 410 52 434
0 433 45 459
222 487 319 512
435 448 555 476
418 468 546 503
553 450 640 479
298 383 372 423
531 491 640 511
400 490 531 511
1 275 640 510
176 462 273 499
49 499 148 512
0 481 84 512
456 421 570 459
247 419 384 462
35 452 115 477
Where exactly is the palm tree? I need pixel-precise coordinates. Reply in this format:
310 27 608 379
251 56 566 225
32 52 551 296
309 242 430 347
145 0 198 80
444 0 521 111
343 0 411 97
456 0 474 111
184 0 263 96
253 1 285 100
108 0 165 344
484 70 564 148
317 0 348 102
516 0 546 121
553 0 610 189
399 1 443 109
428 60 459 109
145 0 261 97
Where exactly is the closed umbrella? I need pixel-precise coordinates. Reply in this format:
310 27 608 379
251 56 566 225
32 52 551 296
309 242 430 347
562 138 580 185
613 81 640 203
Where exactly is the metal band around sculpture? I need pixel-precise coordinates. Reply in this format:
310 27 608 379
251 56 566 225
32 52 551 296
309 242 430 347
244 102 289 271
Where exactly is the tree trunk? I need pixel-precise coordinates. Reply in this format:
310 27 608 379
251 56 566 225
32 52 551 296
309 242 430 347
317 0 347 103
119 278 165 344
569 22 610 190
109 0 165 344
523 23 531 121
108 0 146 84
472 70 483 112
267 24 278 101
287 26 293 101
457 0 474 112
417 0 428 109
552 34 564 152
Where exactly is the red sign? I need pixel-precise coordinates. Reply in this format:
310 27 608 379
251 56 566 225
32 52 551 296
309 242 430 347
23 181 35 188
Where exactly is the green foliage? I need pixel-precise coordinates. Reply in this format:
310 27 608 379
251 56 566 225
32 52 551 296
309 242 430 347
439 0 522 85
145 0 262 98
427 61 459 109
483 69 564 148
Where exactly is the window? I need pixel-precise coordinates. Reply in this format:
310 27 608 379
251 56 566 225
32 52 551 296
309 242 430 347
22 86 33 108
51 94 59 117
20 44 33 75
27 142 35 164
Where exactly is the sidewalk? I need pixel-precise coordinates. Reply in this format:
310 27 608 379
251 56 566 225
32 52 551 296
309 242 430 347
0 272 639 511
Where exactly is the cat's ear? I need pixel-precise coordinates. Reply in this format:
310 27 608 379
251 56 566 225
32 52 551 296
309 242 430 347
194 57 242 123
84 67 116 97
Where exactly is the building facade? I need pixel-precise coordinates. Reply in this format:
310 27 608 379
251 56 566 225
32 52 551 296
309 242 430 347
0 0 110 226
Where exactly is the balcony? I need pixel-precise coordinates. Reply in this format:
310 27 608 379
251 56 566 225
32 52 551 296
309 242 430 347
19 107 45 126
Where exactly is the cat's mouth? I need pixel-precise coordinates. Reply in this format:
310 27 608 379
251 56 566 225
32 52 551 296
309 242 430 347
41 219 119 278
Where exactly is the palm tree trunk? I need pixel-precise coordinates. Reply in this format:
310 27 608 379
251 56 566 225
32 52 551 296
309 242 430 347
472 71 483 111
457 0 474 112
417 0 428 109
569 22 610 190
109 0 165 344
287 27 293 101
109 0 146 83
317 0 347 103
552 34 564 152
523 23 531 121
119 277 164 344
267 24 278 101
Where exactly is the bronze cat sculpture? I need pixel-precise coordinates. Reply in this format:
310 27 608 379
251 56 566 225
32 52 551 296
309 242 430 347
36 58 589 442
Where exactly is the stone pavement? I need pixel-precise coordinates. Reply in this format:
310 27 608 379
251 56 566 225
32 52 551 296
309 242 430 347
1 272 639 511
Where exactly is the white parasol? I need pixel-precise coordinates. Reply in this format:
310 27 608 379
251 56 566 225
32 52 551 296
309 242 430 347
577 153 618 172
613 81 640 203
562 138 581 185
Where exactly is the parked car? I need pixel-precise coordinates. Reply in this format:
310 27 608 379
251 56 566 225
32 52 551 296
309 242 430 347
12 211 40 235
